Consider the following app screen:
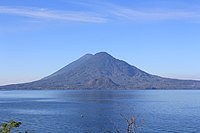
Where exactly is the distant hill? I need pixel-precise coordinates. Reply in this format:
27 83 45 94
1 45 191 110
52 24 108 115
1 52 200 90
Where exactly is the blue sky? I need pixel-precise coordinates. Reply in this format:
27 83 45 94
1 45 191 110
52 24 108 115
1 0 200 85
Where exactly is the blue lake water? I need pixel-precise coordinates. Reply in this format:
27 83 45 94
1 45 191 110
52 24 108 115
0 90 200 133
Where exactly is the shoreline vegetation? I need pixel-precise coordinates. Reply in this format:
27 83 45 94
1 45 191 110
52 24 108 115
1 88 200 91
0 120 22 133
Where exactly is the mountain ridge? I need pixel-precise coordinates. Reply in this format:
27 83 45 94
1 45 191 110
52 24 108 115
1 52 200 90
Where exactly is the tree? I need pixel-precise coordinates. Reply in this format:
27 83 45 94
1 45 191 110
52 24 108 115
103 112 144 133
0 120 22 133
120 113 143 133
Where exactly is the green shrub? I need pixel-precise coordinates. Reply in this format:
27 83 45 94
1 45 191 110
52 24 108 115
0 120 22 133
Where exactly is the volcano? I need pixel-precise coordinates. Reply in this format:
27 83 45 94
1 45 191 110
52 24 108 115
1 52 200 90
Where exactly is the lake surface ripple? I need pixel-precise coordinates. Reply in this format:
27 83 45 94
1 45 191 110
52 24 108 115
0 90 200 133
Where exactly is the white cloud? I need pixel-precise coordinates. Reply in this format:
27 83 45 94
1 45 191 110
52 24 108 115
1 3 200 23
108 5 200 21
0 6 107 23
66 1 200 22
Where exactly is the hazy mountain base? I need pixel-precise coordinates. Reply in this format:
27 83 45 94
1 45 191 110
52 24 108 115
1 52 200 90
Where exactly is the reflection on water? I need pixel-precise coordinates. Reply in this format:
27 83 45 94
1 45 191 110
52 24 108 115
0 90 200 133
